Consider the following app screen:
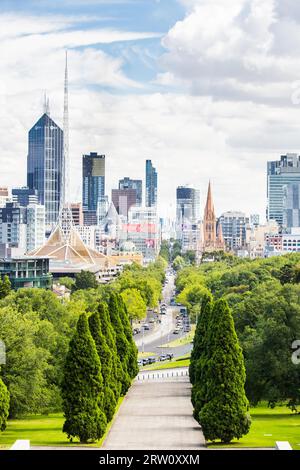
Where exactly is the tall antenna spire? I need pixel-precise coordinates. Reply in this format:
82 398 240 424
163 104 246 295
43 92 50 115
62 50 69 208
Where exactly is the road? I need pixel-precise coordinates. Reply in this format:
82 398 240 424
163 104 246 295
135 270 177 351
102 374 206 450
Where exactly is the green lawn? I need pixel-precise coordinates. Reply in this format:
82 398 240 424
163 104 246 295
159 325 195 349
209 403 300 450
0 397 124 449
142 353 190 371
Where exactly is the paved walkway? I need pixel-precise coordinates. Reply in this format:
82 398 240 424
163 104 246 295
102 375 206 450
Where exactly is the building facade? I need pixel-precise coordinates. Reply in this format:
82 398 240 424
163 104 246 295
145 160 157 208
0 188 10 207
283 183 300 229
82 153 105 212
26 204 45 252
176 186 200 240
0 203 27 250
12 187 39 206
119 177 142 206
112 189 137 218
27 112 63 229
0 256 52 290
267 154 300 227
219 211 249 251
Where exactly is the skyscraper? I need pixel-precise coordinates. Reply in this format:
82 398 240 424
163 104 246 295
119 177 142 206
267 154 300 226
176 187 200 226
27 111 63 229
283 183 300 229
145 160 157 208
82 153 105 212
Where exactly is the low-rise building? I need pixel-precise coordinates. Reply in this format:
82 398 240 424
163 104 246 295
0 255 52 290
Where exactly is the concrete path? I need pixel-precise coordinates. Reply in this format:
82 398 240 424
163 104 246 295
102 375 206 450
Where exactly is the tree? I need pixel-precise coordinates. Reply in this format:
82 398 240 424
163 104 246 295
0 276 11 300
58 277 75 290
198 299 251 443
96 302 123 400
108 294 131 394
121 288 147 321
61 313 107 443
190 294 213 384
0 377 9 431
173 255 185 271
72 271 98 291
88 310 117 422
117 295 139 379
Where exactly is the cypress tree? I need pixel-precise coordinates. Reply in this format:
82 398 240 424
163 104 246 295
61 313 107 443
108 293 131 394
191 297 213 421
189 293 213 384
88 310 117 422
0 377 9 432
199 299 251 443
97 302 123 399
117 295 138 379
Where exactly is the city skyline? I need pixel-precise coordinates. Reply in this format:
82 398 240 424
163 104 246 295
2 1 300 220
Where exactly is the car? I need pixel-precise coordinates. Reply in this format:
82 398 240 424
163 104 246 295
137 359 143 367
149 318 155 323
142 358 150 366
173 329 180 335
143 323 150 330
133 327 141 335
166 353 174 360
147 357 156 364
159 354 168 361
184 326 191 332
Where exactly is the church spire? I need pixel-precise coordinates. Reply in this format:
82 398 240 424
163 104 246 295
204 180 214 218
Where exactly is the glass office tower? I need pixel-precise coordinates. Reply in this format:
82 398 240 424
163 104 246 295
27 113 63 228
82 153 105 212
145 160 157 208
119 177 142 206
267 154 300 227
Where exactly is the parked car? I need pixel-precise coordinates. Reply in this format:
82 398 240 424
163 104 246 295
142 358 150 366
149 318 155 323
166 353 174 360
159 354 168 361
137 359 143 367
143 323 150 330
147 357 156 364
173 329 180 335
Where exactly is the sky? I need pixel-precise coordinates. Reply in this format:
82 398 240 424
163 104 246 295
1 0 300 221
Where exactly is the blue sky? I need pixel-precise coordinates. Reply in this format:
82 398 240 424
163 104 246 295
1 0 185 87
2 0 300 219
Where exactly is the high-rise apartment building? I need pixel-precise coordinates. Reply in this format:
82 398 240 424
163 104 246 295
219 211 249 251
0 202 27 250
283 183 300 229
27 112 63 229
119 177 142 206
82 153 105 212
26 204 45 252
12 187 39 206
267 154 300 226
145 160 157 208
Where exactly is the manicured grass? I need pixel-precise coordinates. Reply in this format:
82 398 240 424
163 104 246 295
209 403 300 450
0 397 124 449
160 325 195 348
142 353 190 371
138 351 155 359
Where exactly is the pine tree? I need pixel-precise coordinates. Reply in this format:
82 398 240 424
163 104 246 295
0 377 9 432
0 276 11 300
88 310 117 422
199 299 251 443
117 295 138 379
61 313 107 443
108 293 131 394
